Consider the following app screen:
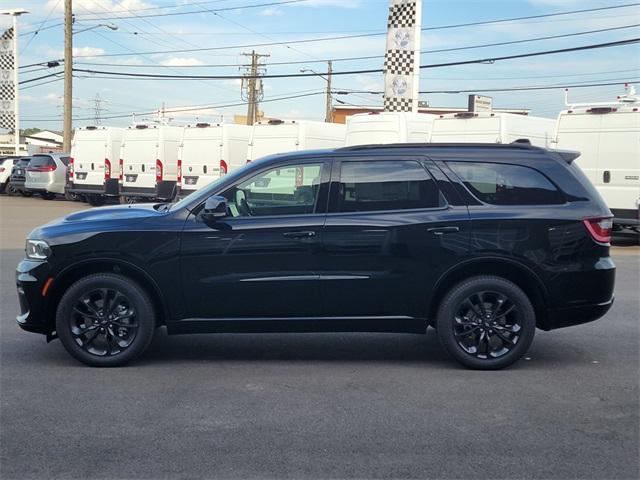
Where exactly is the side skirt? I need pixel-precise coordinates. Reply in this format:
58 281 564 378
167 316 428 335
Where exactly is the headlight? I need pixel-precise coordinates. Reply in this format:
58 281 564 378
25 239 51 260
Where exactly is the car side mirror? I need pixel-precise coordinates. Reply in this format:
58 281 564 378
200 195 228 222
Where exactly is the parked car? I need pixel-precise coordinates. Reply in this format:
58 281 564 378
67 126 124 206
16 143 615 369
177 123 251 198
24 153 71 200
119 124 183 203
9 157 33 197
554 88 640 232
0 156 19 194
345 111 436 146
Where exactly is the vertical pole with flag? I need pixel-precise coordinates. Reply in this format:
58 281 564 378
0 23 17 152
383 0 422 113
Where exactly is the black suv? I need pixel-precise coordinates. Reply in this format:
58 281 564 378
9 157 33 196
16 144 615 369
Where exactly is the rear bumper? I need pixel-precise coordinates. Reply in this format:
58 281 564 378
611 208 639 228
544 296 614 331
120 180 176 200
67 179 119 196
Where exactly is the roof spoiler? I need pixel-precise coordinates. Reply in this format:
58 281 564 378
552 149 581 164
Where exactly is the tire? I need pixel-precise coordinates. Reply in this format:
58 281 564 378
41 192 56 200
20 190 33 197
119 196 137 205
65 191 80 202
436 276 536 370
56 273 156 367
87 195 106 207
4 180 18 196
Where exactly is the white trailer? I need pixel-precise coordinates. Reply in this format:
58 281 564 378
178 123 250 197
246 120 346 162
429 112 555 148
68 126 124 206
554 87 640 231
344 112 436 146
119 124 183 202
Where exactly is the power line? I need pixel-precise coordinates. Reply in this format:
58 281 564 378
73 0 312 20
69 38 640 80
66 23 640 67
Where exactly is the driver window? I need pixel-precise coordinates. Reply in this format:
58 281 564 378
223 163 323 217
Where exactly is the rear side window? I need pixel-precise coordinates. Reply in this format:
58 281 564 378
29 155 55 168
338 160 444 212
448 162 565 205
60 156 70 166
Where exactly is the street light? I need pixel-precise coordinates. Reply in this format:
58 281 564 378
73 23 118 35
300 61 333 123
1 8 28 155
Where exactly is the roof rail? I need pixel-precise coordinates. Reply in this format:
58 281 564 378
337 142 541 152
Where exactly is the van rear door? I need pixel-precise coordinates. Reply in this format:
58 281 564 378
73 136 106 187
122 135 157 190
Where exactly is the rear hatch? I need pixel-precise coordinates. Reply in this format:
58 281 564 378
72 138 106 186
180 131 223 191
26 155 56 189
121 133 158 190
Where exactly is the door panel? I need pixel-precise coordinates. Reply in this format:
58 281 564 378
321 158 470 319
179 159 330 319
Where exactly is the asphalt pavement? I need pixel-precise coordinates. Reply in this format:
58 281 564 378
1 196 638 480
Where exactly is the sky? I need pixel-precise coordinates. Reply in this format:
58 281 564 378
2 0 640 130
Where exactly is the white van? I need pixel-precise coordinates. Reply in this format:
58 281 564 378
68 126 124 206
344 112 436 146
554 90 640 231
177 123 250 197
247 120 346 162
119 124 183 202
429 112 555 148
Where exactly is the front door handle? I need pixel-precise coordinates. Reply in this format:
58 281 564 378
283 231 316 239
428 226 460 235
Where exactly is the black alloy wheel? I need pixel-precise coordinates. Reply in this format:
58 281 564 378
70 288 138 357
56 273 156 367
437 276 536 370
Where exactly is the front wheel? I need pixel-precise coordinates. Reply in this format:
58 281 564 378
56 273 156 367
436 276 536 370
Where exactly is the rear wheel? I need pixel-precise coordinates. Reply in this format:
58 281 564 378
56 273 156 367
436 276 536 370
41 192 56 200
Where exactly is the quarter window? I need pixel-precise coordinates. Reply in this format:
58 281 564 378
337 160 444 212
223 163 323 217
448 162 565 205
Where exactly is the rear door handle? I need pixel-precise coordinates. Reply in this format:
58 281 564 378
428 226 460 235
283 231 316 239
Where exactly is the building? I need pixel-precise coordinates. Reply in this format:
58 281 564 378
0 129 65 156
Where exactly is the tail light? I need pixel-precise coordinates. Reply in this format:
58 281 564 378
118 158 123 181
177 159 182 185
68 157 74 180
246 159 251 164
583 217 613 245
156 159 163 183
0 167 5 173
220 159 228 176
104 158 111 180
28 165 56 172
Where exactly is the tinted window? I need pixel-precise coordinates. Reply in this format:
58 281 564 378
224 163 323 217
448 162 565 205
29 155 55 168
338 160 443 212
17 158 30 167
60 156 71 166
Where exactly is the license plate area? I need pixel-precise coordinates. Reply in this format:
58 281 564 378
126 174 138 183
184 176 198 185
76 172 87 180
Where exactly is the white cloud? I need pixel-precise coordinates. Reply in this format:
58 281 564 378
160 57 204 66
72 46 106 58
260 7 285 17
45 0 157 13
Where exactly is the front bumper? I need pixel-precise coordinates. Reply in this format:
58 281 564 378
15 259 54 335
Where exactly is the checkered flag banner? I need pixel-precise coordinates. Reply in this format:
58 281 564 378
383 0 422 113
0 27 16 132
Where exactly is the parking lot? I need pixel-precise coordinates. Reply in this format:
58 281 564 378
0 195 638 479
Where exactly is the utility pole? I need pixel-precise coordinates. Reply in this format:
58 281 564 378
325 60 333 123
241 51 269 125
63 0 72 152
